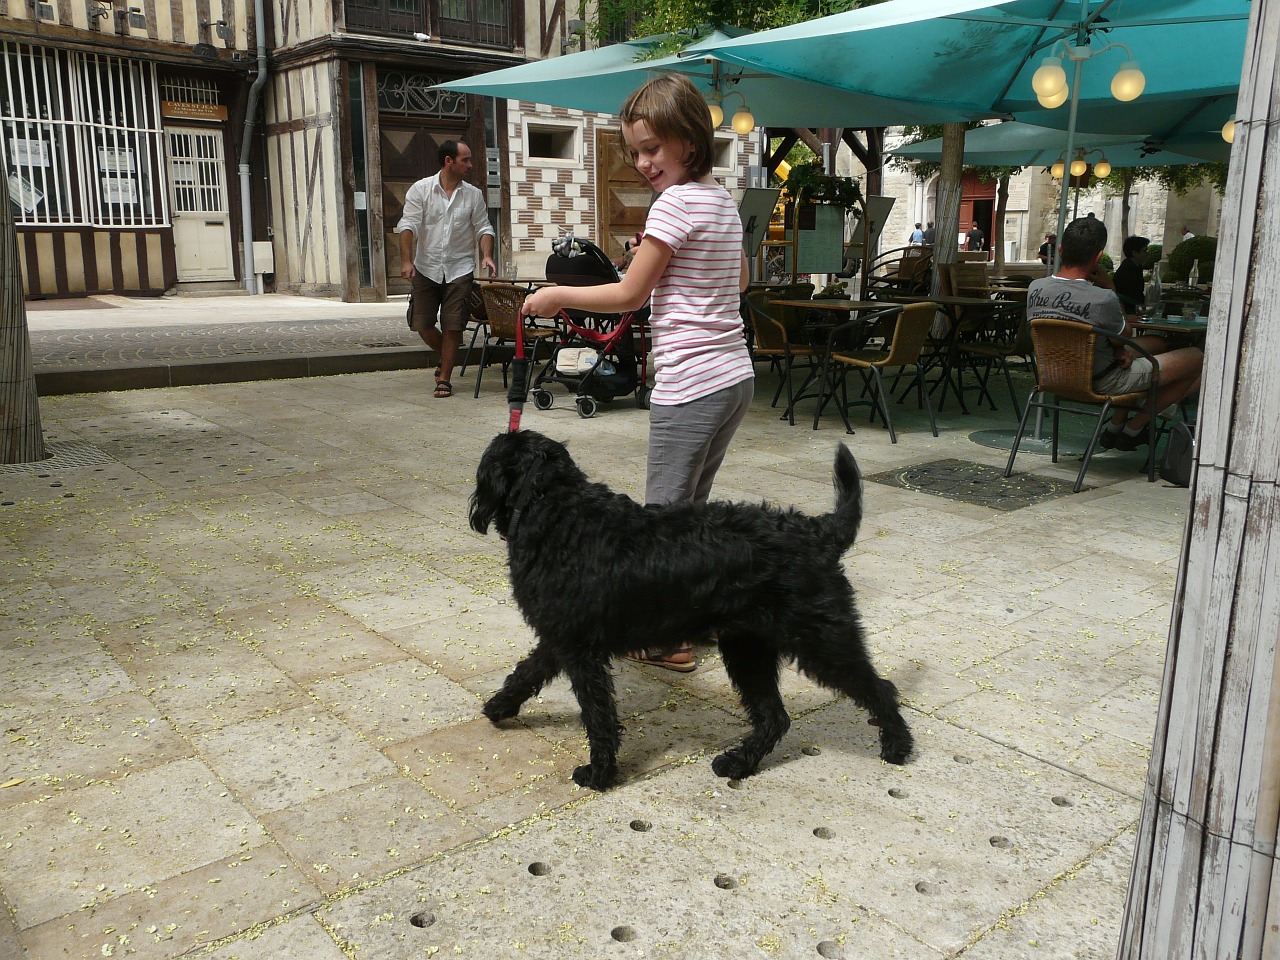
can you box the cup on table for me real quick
[1181,306,1197,322]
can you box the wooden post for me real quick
[1118,1,1280,956]
[0,161,45,465]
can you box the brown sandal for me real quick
[433,380,453,398]
[624,645,696,673]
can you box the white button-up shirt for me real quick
[395,173,495,283]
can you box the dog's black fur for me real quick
[469,429,913,790]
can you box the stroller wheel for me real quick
[634,385,651,410]
[576,396,598,419]
[533,389,554,410]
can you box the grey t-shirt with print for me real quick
[1026,276,1126,377]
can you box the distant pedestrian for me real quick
[1180,225,1196,242]
[908,222,925,245]
[921,221,935,244]
[965,221,985,252]
[1038,232,1057,265]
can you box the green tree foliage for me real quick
[593,0,881,50]
[1166,235,1218,283]
[1099,163,1229,197]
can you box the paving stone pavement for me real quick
[25,295,428,394]
[1,294,1188,959]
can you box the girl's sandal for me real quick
[624,645,696,673]
[433,380,453,398]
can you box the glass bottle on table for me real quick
[1188,259,1200,289]
[1144,267,1163,317]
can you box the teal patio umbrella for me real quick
[701,0,1246,249]
[891,121,1228,168]
[701,0,1246,138]
[434,27,999,128]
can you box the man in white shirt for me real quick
[397,140,496,398]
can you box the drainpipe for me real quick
[239,0,268,293]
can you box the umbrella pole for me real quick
[1036,52,1084,442]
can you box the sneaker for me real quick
[1113,426,1152,451]
[1098,429,1121,450]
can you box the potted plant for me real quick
[781,162,863,228]
[777,163,862,277]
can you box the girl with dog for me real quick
[521,74,754,672]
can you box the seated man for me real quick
[1113,235,1150,313]
[1026,217,1202,452]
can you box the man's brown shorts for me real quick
[410,272,473,334]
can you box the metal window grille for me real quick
[1,42,78,224]
[166,127,225,216]
[376,72,467,119]
[436,0,510,47]
[0,41,167,227]
[159,76,220,105]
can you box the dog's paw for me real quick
[572,764,615,791]
[483,697,521,724]
[711,751,758,781]
[879,731,914,765]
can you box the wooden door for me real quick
[594,129,652,261]
[380,122,451,296]
[166,125,235,281]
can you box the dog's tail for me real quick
[822,443,863,554]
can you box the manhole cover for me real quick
[0,439,117,475]
[866,458,1077,511]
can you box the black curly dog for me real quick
[469,430,913,791]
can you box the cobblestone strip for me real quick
[30,318,421,368]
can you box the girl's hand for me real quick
[522,288,560,318]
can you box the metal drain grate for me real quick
[0,439,118,475]
[866,458,1078,511]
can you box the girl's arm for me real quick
[522,237,672,318]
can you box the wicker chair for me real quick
[813,301,938,443]
[457,281,490,377]
[472,283,559,399]
[1004,317,1161,492]
[745,291,819,425]
[945,261,991,297]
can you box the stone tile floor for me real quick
[0,365,1187,959]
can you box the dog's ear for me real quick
[470,433,517,535]
[470,431,542,537]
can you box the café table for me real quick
[1131,315,1209,340]
[876,292,1004,413]
[768,298,899,422]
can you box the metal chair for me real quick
[864,246,934,297]
[744,291,819,425]
[472,283,559,399]
[1004,317,1161,492]
[813,301,938,443]
[952,296,1034,412]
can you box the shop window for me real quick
[1,41,166,227]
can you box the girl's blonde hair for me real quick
[619,74,714,179]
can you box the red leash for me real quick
[506,302,529,433]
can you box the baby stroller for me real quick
[530,234,650,419]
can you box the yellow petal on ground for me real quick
[0,778,25,788]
